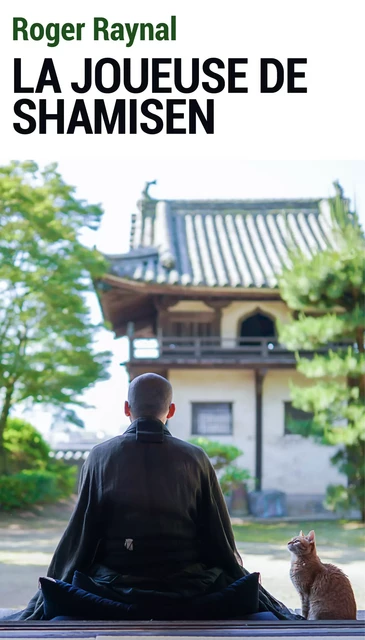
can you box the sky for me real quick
[2,157,365,438]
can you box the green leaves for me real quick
[278,198,365,314]
[278,314,349,349]
[189,437,244,471]
[0,161,112,460]
[219,465,251,496]
[278,187,365,519]
[297,350,365,379]
[3,417,52,472]
[188,437,251,495]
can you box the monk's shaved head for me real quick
[127,373,173,420]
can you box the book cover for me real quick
[0,0,364,621]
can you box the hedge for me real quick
[0,466,76,511]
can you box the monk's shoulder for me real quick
[87,433,210,473]
[87,435,124,461]
[167,435,211,467]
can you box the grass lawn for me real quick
[232,520,365,548]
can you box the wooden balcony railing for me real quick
[128,336,351,364]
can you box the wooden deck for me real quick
[1,617,364,639]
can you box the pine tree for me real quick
[278,183,365,520]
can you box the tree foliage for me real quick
[189,437,251,495]
[0,161,111,472]
[278,183,365,519]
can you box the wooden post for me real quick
[157,326,163,358]
[255,368,267,491]
[127,322,135,361]
[261,338,268,358]
[194,337,201,359]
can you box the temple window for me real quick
[191,402,233,436]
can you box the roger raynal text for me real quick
[13,16,177,48]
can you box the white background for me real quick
[0,0,364,158]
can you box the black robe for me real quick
[5,417,301,620]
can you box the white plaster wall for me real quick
[262,370,344,494]
[168,367,344,496]
[221,300,291,339]
[168,369,256,477]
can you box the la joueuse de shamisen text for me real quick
[13,57,307,135]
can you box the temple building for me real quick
[96,186,344,514]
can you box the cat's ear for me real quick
[299,530,304,537]
[307,530,315,543]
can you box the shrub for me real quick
[220,465,251,496]
[0,418,77,510]
[0,469,69,510]
[189,437,245,471]
[3,418,52,472]
[47,461,77,497]
[189,437,251,496]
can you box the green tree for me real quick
[0,161,111,473]
[277,183,365,520]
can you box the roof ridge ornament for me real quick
[155,200,176,271]
[142,179,157,200]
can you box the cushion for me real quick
[73,570,259,619]
[40,571,260,621]
[40,578,137,621]
[192,572,259,619]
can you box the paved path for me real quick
[0,506,364,612]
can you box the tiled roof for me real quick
[106,198,336,289]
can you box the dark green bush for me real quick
[0,418,77,510]
[0,470,55,510]
[3,418,53,472]
[47,461,77,497]
[0,466,77,510]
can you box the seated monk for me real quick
[8,373,301,621]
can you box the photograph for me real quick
[0,158,364,625]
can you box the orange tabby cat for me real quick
[288,530,357,620]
